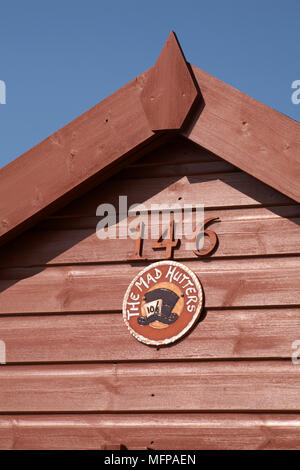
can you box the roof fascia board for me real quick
[0,69,160,245]
[0,31,198,246]
[183,65,300,203]
[0,31,299,247]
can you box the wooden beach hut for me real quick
[0,32,299,450]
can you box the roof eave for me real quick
[0,31,299,247]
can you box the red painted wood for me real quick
[0,33,299,252]
[117,159,236,179]
[0,257,299,314]
[0,308,298,363]
[1,414,300,450]
[55,171,293,217]
[0,215,298,267]
[0,69,160,245]
[184,65,300,203]
[0,36,299,451]
[0,361,299,412]
[140,32,199,131]
[37,204,300,230]
[129,136,221,166]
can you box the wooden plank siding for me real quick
[0,215,298,267]
[185,65,300,203]
[0,137,299,449]
[1,414,300,450]
[0,361,299,413]
[0,258,299,314]
[0,308,298,363]
[52,171,293,217]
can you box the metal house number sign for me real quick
[130,217,219,260]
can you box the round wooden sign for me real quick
[122,260,203,346]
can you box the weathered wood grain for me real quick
[115,132,237,178]
[0,67,158,245]
[0,308,298,363]
[129,136,221,166]
[36,204,300,230]
[0,361,299,412]
[0,34,299,452]
[140,32,199,131]
[55,171,293,217]
[0,215,298,267]
[1,413,300,450]
[117,159,237,179]
[185,65,300,202]
[0,258,299,314]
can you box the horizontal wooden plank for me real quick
[0,215,299,267]
[0,308,298,363]
[1,413,300,449]
[36,204,300,230]
[117,160,238,179]
[0,66,161,245]
[129,136,221,166]
[0,361,299,412]
[0,258,299,314]
[56,171,293,217]
[185,65,300,202]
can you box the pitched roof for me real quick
[0,31,299,246]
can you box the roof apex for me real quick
[0,32,299,247]
[140,31,200,131]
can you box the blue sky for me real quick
[0,0,299,168]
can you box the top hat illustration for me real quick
[138,288,179,326]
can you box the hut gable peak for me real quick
[0,31,299,247]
